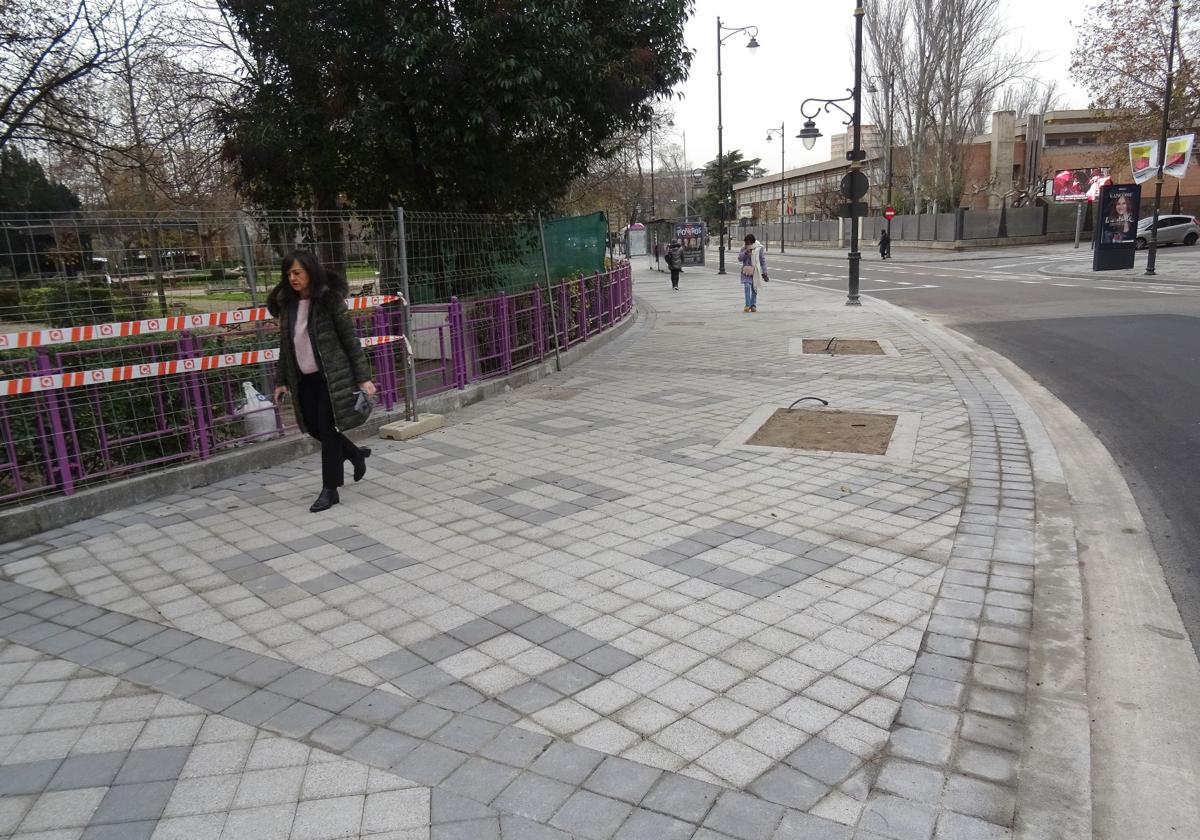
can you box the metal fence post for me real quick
[498,292,512,373]
[237,217,260,307]
[236,218,274,402]
[537,214,562,372]
[449,296,468,389]
[35,348,75,496]
[533,286,545,360]
[396,208,420,421]
[578,275,589,340]
[183,332,212,459]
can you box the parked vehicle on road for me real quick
[1135,214,1200,249]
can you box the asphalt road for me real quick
[751,243,1200,653]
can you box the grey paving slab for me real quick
[0,266,1071,840]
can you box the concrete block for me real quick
[378,414,445,440]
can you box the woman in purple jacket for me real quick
[738,234,768,312]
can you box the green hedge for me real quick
[0,281,151,327]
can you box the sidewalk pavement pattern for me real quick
[0,262,1056,840]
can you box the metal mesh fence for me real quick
[0,209,608,324]
[402,211,607,304]
[0,207,626,509]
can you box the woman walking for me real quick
[270,251,377,512]
[738,234,768,312]
[665,240,683,290]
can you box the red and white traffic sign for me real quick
[883,206,896,220]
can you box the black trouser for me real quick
[670,268,680,288]
[297,373,360,488]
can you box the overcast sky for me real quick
[664,0,1093,178]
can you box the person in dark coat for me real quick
[879,229,891,259]
[665,240,683,290]
[269,251,376,512]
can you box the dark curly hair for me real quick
[267,250,349,316]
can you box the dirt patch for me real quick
[747,409,897,455]
[802,338,885,355]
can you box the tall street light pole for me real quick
[650,128,656,221]
[716,17,760,275]
[766,123,786,253]
[796,2,867,306]
[682,131,689,218]
[1146,0,1181,277]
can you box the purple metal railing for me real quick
[0,263,632,506]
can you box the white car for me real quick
[1135,214,1200,249]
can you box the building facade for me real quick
[734,109,1200,222]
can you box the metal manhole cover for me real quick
[746,409,897,455]
[802,338,885,355]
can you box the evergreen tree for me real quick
[695,150,761,232]
[0,148,82,214]
[218,0,695,213]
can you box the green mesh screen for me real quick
[402,211,608,304]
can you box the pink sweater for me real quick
[293,299,319,374]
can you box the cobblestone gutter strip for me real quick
[0,580,854,840]
[849,308,1090,840]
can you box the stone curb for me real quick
[0,306,640,544]
[840,289,1092,840]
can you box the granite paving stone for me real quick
[0,263,1066,840]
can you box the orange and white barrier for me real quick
[0,335,404,396]
[0,294,400,350]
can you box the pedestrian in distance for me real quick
[269,250,377,513]
[879,229,891,259]
[738,234,768,312]
[666,240,683,290]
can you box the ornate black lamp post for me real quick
[796,3,867,306]
[716,17,759,274]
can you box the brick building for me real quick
[734,109,1200,221]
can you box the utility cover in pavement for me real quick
[801,338,885,356]
[747,409,898,455]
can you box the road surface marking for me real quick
[1017,280,1041,284]
[1052,283,1079,287]
[868,284,940,292]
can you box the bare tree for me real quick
[811,185,845,220]
[0,0,125,149]
[867,0,1039,211]
[1070,0,1199,153]
[559,110,682,227]
[995,77,1062,117]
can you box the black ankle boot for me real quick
[354,447,371,482]
[310,487,340,512]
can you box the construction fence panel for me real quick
[1,209,628,508]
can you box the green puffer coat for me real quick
[277,287,373,433]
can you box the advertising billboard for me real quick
[1130,134,1196,183]
[673,221,706,266]
[1092,183,1140,271]
[1053,168,1111,202]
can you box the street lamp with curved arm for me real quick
[794,2,866,306]
[715,18,759,274]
